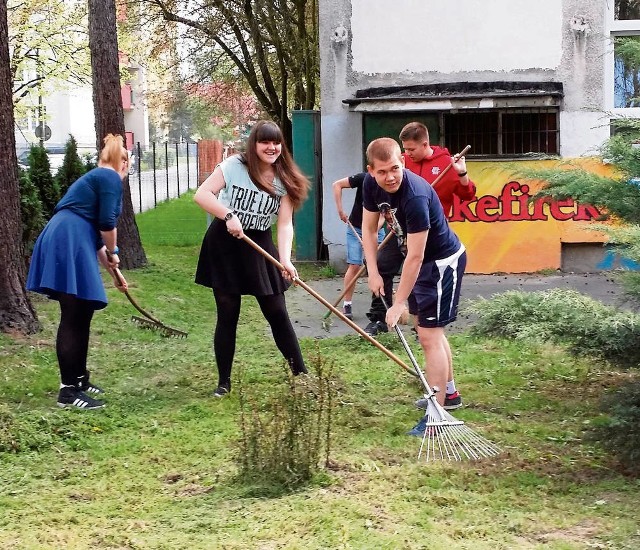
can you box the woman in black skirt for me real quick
[194,120,310,397]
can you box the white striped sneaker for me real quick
[77,372,105,395]
[57,387,105,410]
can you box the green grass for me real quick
[1,195,639,549]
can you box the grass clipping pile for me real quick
[235,351,337,489]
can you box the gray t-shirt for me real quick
[217,155,286,231]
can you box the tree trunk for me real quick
[88,0,147,269]
[0,1,40,334]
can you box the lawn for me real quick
[1,193,638,549]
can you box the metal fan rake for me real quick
[380,296,500,461]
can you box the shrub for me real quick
[18,168,45,259]
[54,134,86,197]
[468,289,640,368]
[27,145,60,220]
[236,351,336,489]
[591,381,640,475]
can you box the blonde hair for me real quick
[99,134,128,171]
[366,137,402,166]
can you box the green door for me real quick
[362,112,440,166]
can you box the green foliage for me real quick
[236,352,336,490]
[82,152,97,172]
[469,289,640,368]
[27,145,60,219]
[17,168,45,258]
[591,381,640,475]
[54,134,86,197]
[525,165,640,224]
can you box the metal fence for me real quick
[128,142,199,214]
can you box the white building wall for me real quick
[319,0,610,268]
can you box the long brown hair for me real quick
[99,134,127,171]
[241,120,310,210]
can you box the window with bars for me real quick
[443,109,559,158]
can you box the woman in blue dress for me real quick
[194,120,310,397]
[27,134,130,409]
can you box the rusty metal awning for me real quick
[343,81,563,111]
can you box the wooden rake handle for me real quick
[112,267,164,326]
[241,234,416,377]
[432,145,471,191]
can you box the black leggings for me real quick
[212,290,307,387]
[57,294,95,385]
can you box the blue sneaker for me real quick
[407,416,428,437]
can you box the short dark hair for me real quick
[399,122,429,143]
[366,137,401,166]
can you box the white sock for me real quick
[446,380,457,395]
[343,301,352,306]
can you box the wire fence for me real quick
[128,142,199,214]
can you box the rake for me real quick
[380,296,500,461]
[112,267,187,338]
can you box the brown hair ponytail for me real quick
[99,134,127,171]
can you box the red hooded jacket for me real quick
[402,146,476,216]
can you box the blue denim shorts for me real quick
[346,225,385,265]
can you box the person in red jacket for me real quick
[364,121,476,412]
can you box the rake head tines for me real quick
[131,316,188,338]
[417,398,500,461]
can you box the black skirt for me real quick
[195,219,291,296]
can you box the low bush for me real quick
[591,381,640,475]
[235,351,336,490]
[468,288,640,368]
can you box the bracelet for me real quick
[107,246,119,255]
[458,171,468,177]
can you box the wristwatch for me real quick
[108,246,120,255]
[223,211,235,221]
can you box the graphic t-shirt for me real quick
[362,169,460,262]
[217,155,286,231]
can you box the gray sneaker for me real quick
[343,303,353,320]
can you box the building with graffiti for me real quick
[316,0,640,273]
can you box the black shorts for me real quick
[408,245,466,328]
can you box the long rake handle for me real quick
[322,230,395,321]
[241,235,417,377]
[432,145,471,192]
[112,267,164,326]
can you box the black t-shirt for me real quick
[363,169,460,262]
[347,172,366,229]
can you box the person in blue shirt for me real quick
[27,134,130,410]
[361,138,467,434]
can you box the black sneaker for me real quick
[57,386,105,410]
[364,320,388,337]
[343,303,353,320]
[444,391,463,411]
[213,384,230,398]
[77,372,104,395]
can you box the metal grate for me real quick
[444,109,559,158]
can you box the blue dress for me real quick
[27,167,123,310]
